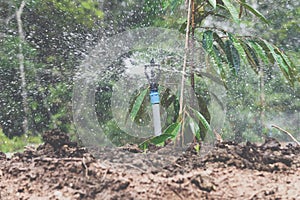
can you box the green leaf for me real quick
[188,117,200,140]
[213,32,226,51]
[248,41,269,65]
[249,39,298,83]
[179,20,187,34]
[189,107,211,132]
[208,0,217,9]
[214,13,231,20]
[263,41,289,74]
[162,0,183,11]
[212,32,232,78]
[255,40,275,64]
[228,34,248,66]
[222,0,240,23]
[258,39,298,85]
[279,51,293,68]
[241,2,269,24]
[203,31,227,79]
[147,133,173,146]
[138,122,181,149]
[138,133,171,149]
[81,2,91,10]
[202,30,214,53]
[224,40,240,74]
[279,53,299,83]
[129,88,148,121]
[240,40,260,73]
[160,88,176,108]
[163,122,182,136]
[212,45,227,80]
[170,0,182,11]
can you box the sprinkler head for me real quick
[144,58,161,89]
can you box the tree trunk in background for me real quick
[190,0,195,91]
[259,66,265,136]
[16,1,29,134]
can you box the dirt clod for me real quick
[0,152,6,160]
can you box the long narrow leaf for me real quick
[160,88,176,108]
[163,122,182,136]
[138,133,173,149]
[279,52,299,83]
[260,39,298,85]
[208,0,217,9]
[279,51,293,68]
[240,40,260,73]
[263,40,289,75]
[228,34,248,66]
[248,40,269,65]
[129,88,148,121]
[274,48,297,84]
[212,44,227,80]
[189,107,211,131]
[202,30,214,53]
[213,32,226,51]
[203,30,227,79]
[222,0,239,23]
[212,32,229,64]
[138,122,181,149]
[231,44,240,74]
[224,40,240,74]
[188,116,200,140]
[241,2,269,24]
[256,40,297,86]
[255,40,275,64]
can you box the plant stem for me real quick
[271,124,300,146]
[179,0,192,117]
[259,66,265,136]
[177,0,192,146]
[190,0,195,91]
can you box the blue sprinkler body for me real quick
[150,89,160,105]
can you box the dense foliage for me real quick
[0,0,299,150]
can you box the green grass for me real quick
[0,129,42,153]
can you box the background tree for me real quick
[128,0,299,144]
[0,0,104,137]
[0,0,298,147]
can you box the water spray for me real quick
[145,59,162,136]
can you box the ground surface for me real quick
[1,129,300,200]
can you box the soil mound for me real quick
[203,138,300,171]
[38,129,87,158]
[1,131,300,199]
[170,138,300,173]
[11,129,87,161]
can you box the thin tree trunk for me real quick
[259,66,265,136]
[179,0,192,117]
[190,0,195,91]
[177,0,192,146]
[16,1,29,134]
[189,0,196,143]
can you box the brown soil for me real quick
[1,129,300,200]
